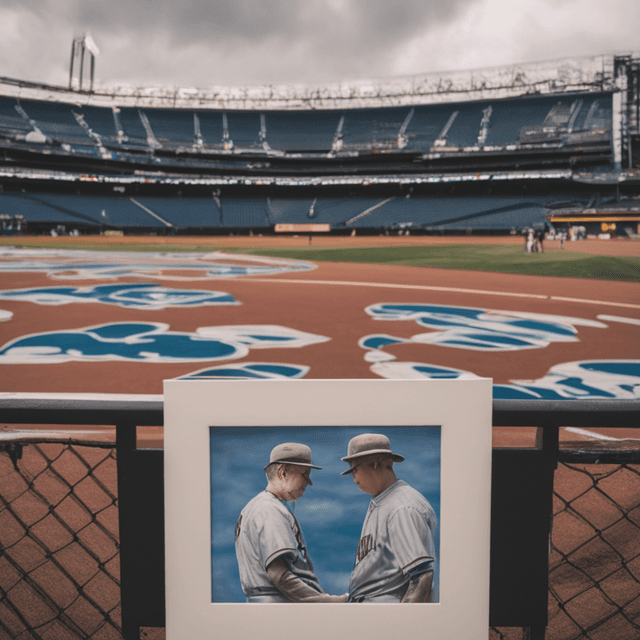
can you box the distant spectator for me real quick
[525,229,534,253]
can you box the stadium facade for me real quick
[0,53,639,236]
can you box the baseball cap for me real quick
[341,433,404,475]
[265,442,322,471]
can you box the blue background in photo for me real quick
[210,425,441,602]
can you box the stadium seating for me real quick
[402,106,457,150]
[0,54,630,237]
[265,112,337,152]
[350,195,556,230]
[134,197,221,227]
[0,189,576,232]
[0,92,613,163]
[219,198,271,227]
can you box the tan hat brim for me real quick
[340,451,404,475]
[340,450,405,463]
[264,460,322,471]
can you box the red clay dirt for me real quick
[0,236,638,449]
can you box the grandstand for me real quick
[0,53,638,236]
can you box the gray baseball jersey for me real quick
[348,480,438,602]
[235,490,323,602]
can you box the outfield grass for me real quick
[1,238,638,281]
[227,245,640,282]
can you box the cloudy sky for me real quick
[1,0,638,89]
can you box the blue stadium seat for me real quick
[484,98,558,146]
[352,196,555,230]
[135,197,221,227]
[141,109,200,149]
[194,111,226,150]
[403,105,458,151]
[115,108,153,149]
[268,199,316,223]
[32,194,167,227]
[75,105,121,147]
[220,198,271,227]
[342,107,406,151]
[0,193,87,224]
[15,99,96,146]
[442,104,484,148]
[0,97,33,140]
[225,113,262,151]
[264,112,337,152]
[313,198,386,225]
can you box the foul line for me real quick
[239,278,640,311]
[564,427,640,442]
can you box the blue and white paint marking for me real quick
[179,362,309,380]
[494,360,640,400]
[0,323,329,364]
[0,283,239,310]
[0,248,315,280]
[0,310,11,322]
[362,303,606,356]
[370,360,640,400]
[362,303,640,399]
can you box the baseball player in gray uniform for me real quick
[235,442,347,603]
[341,433,438,603]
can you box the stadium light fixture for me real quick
[69,34,100,93]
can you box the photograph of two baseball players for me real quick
[234,433,438,604]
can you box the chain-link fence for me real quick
[0,432,121,640]
[1,432,639,640]
[547,459,640,640]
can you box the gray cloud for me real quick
[1,0,473,85]
[0,0,638,88]
[73,0,468,48]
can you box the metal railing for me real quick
[0,395,639,640]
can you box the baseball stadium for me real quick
[0,47,639,640]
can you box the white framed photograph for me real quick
[164,378,492,640]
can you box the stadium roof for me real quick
[0,53,637,111]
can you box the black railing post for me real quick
[115,421,139,640]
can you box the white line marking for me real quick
[564,427,640,442]
[564,427,619,441]
[597,314,640,326]
[238,278,640,310]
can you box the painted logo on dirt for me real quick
[362,303,640,399]
[0,248,315,280]
[178,363,309,380]
[370,360,640,400]
[0,323,329,364]
[0,283,240,310]
[362,303,606,356]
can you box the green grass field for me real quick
[227,245,640,282]
[2,239,639,281]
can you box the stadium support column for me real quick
[68,40,77,89]
[612,57,629,171]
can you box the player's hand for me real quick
[326,594,348,603]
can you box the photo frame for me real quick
[164,378,492,640]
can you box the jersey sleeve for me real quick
[388,506,436,575]
[251,505,298,569]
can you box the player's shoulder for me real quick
[391,481,435,512]
[242,491,290,520]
